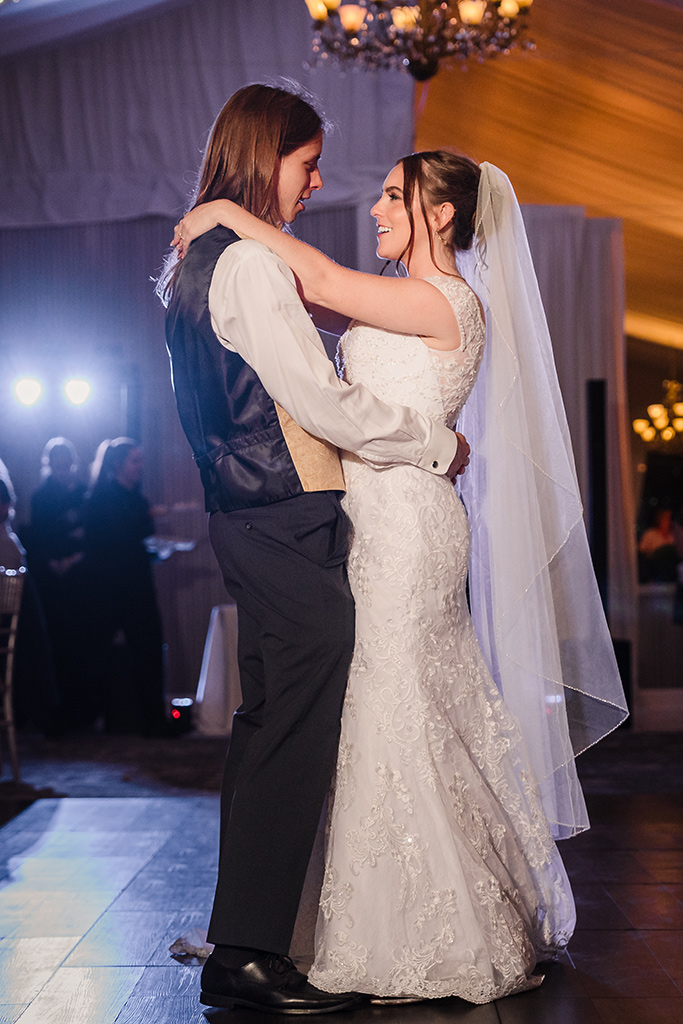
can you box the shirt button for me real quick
[245,522,252,530]
[432,461,439,469]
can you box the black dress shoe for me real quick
[200,952,365,1014]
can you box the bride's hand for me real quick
[171,200,237,258]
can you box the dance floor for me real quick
[0,731,681,1024]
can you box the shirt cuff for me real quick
[418,423,459,475]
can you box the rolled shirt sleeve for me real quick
[208,240,458,475]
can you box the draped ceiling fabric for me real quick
[414,0,683,349]
[0,0,415,226]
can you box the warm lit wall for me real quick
[414,0,683,344]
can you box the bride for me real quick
[173,150,627,1003]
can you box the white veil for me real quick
[457,163,629,840]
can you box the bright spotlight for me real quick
[64,378,92,405]
[14,377,43,406]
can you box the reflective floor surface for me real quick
[0,729,681,1023]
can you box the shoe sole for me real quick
[200,991,363,1014]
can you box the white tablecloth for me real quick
[194,604,241,736]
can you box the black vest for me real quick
[165,227,305,513]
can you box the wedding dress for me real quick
[306,276,576,1003]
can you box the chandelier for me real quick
[633,380,683,449]
[304,0,535,81]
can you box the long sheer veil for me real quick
[457,163,629,840]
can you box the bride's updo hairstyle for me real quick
[397,150,480,271]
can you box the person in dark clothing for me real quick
[27,438,89,729]
[30,438,87,579]
[0,476,24,573]
[84,437,168,735]
[673,505,683,626]
[1,460,59,733]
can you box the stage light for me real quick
[64,378,92,405]
[14,378,43,406]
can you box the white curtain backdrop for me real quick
[0,0,414,228]
[523,206,637,649]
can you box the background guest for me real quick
[0,473,24,573]
[84,438,168,736]
[672,505,683,626]
[29,438,87,580]
[26,438,90,730]
[638,507,678,583]
[0,459,59,733]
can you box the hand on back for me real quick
[447,433,470,480]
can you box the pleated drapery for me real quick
[0,0,414,228]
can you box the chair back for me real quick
[0,568,25,618]
[0,568,25,659]
[0,566,25,782]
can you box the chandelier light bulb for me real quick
[661,427,676,442]
[517,0,534,7]
[673,418,683,432]
[632,419,650,435]
[392,5,420,31]
[305,0,329,19]
[458,0,487,25]
[673,402,683,417]
[653,415,669,430]
[647,403,666,420]
[499,0,520,16]
[641,426,657,442]
[338,4,366,32]
[323,0,341,9]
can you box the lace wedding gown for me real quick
[306,277,576,1003]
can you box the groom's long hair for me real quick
[197,84,324,226]
[158,82,326,302]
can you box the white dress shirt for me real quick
[208,239,458,475]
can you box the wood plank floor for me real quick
[0,782,682,1021]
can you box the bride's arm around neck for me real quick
[175,200,462,351]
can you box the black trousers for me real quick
[206,492,355,953]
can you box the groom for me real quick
[165,83,469,1014]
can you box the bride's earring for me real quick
[437,213,454,248]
